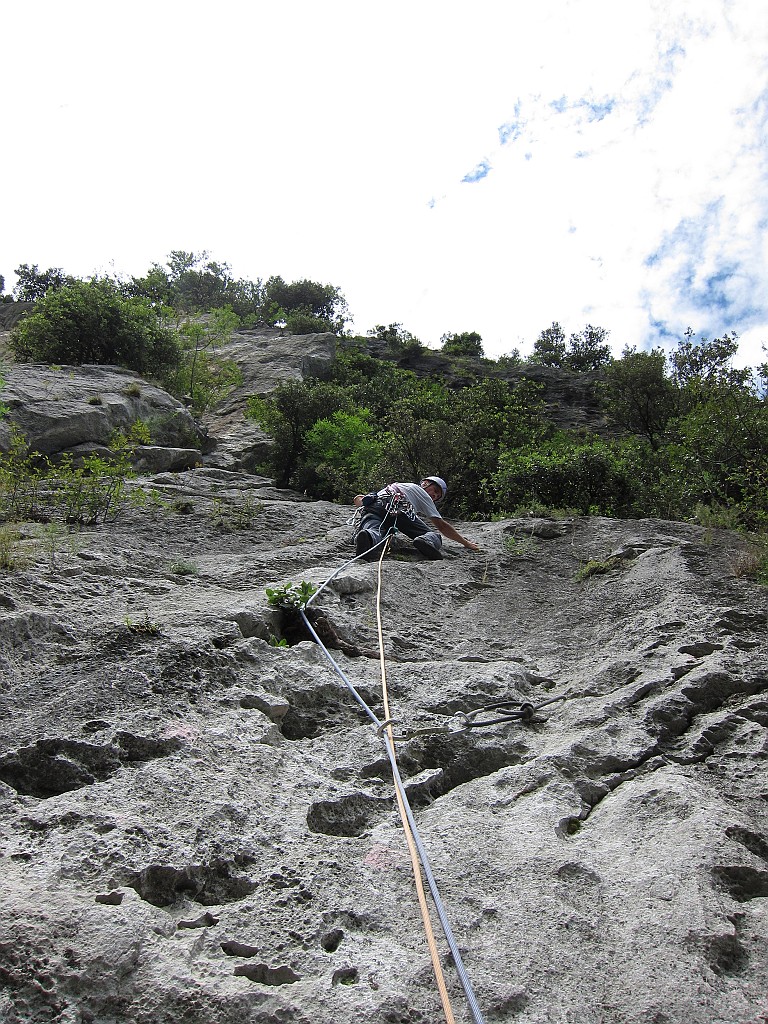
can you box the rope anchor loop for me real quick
[453,698,549,732]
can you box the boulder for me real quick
[0,363,208,457]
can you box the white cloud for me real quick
[2,0,767,368]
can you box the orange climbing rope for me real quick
[373,539,457,1024]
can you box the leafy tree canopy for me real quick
[566,324,613,372]
[669,329,749,391]
[13,264,76,302]
[440,331,484,358]
[366,323,422,353]
[531,322,612,371]
[531,322,567,366]
[263,276,349,335]
[602,347,676,450]
[125,251,263,320]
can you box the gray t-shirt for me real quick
[377,482,442,521]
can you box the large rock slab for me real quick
[0,363,208,457]
[202,329,336,471]
[0,471,766,1023]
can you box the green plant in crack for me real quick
[0,367,10,420]
[575,556,624,581]
[732,533,768,587]
[502,531,537,557]
[125,419,152,445]
[35,521,79,571]
[0,525,26,570]
[54,451,130,525]
[124,611,161,636]
[209,494,262,530]
[0,428,46,522]
[129,486,171,516]
[265,581,317,610]
[168,559,199,576]
[0,427,136,526]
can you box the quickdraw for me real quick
[393,693,569,742]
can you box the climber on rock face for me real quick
[353,476,480,562]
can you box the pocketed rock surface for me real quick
[0,468,766,1024]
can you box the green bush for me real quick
[284,311,336,335]
[265,581,317,610]
[487,434,634,516]
[301,409,386,500]
[0,427,135,526]
[0,369,8,420]
[9,278,181,380]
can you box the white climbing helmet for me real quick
[422,476,448,499]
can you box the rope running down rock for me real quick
[300,525,486,1024]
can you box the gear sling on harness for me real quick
[356,487,442,557]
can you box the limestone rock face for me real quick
[0,302,34,331]
[0,335,766,1022]
[202,329,337,471]
[0,468,766,1023]
[0,363,207,457]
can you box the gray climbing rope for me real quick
[300,546,487,1024]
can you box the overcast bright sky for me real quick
[2,0,767,367]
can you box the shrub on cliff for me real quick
[9,279,181,380]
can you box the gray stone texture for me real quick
[0,363,207,458]
[0,333,766,1023]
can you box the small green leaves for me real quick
[265,581,317,610]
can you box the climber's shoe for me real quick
[355,530,378,561]
[414,537,443,560]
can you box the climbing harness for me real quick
[352,488,421,541]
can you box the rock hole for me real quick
[557,816,583,838]
[398,735,528,800]
[221,940,260,957]
[0,749,98,798]
[177,912,219,929]
[0,733,181,799]
[678,642,722,657]
[280,711,323,741]
[276,608,361,656]
[706,933,748,975]
[321,928,344,952]
[332,966,359,986]
[278,684,379,741]
[725,826,768,862]
[94,891,124,906]
[113,731,182,761]
[555,862,602,885]
[307,793,391,838]
[233,963,300,986]
[126,860,257,907]
[712,865,768,902]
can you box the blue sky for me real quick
[2,0,766,369]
